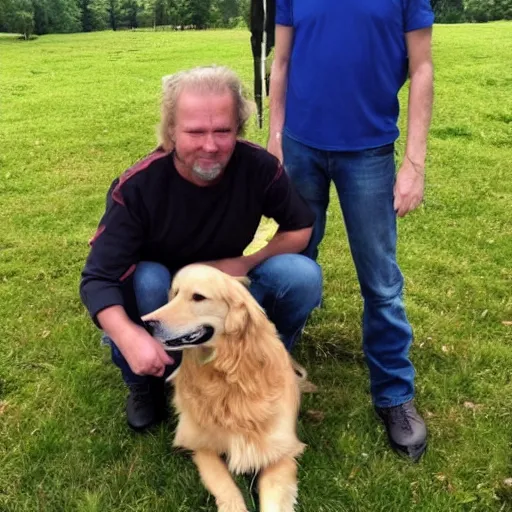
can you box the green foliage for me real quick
[432,0,465,22]
[0,0,250,35]
[464,0,512,21]
[433,0,512,22]
[3,0,34,38]
[34,0,81,33]
[182,0,211,27]
[121,0,140,27]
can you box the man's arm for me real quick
[97,306,173,377]
[247,227,311,267]
[80,184,173,376]
[267,25,294,163]
[394,27,434,218]
[205,227,312,277]
[205,152,314,277]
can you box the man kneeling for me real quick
[79,65,322,431]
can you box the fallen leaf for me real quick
[463,401,483,411]
[299,380,318,393]
[305,409,325,423]
[348,467,360,480]
[503,478,512,487]
[41,330,50,338]
[0,401,7,415]
[502,321,512,326]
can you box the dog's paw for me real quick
[217,501,248,512]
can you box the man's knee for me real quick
[133,262,171,314]
[361,267,404,305]
[272,254,323,306]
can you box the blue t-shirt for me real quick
[276,0,434,151]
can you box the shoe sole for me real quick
[388,437,427,463]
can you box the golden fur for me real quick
[142,264,306,512]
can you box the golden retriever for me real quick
[141,263,306,512]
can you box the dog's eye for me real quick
[192,293,207,302]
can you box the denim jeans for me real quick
[283,133,415,408]
[108,254,322,385]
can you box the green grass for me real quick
[1,23,512,511]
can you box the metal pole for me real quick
[260,0,267,127]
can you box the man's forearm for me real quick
[244,227,312,269]
[269,24,293,139]
[97,305,139,350]
[405,63,434,167]
[269,60,287,138]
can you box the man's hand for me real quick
[267,134,283,164]
[204,256,253,277]
[393,156,425,218]
[120,324,174,377]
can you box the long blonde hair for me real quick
[158,66,255,152]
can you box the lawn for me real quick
[0,22,511,511]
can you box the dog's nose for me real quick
[143,320,159,335]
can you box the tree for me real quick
[30,0,80,34]
[1,0,35,38]
[217,0,239,26]
[432,0,464,22]
[80,0,108,31]
[107,0,119,29]
[32,0,49,34]
[239,0,249,27]
[121,0,139,28]
[184,0,212,28]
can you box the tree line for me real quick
[433,0,512,22]
[0,0,250,38]
[1,0,510,40]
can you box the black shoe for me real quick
[126,382,159,431]
[375,400,427,462]
[148,376,171,422]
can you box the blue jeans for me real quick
[109,254,322,385]
[283,133,415,408]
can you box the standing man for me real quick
[268,2,434,461]
[80,66,322,432]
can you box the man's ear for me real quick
[233,276,251,288]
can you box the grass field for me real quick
[1,22,512,511]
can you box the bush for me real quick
[464,0,512,21]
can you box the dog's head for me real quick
[141,264,262,352]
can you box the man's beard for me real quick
[192,162,223,182]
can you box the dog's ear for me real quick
[215,277,284,382]
[225,304,250,337]
[224,295,250,337]
[222,278,258,337]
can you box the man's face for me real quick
[172,89,238,186]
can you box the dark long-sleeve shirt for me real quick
[80,140,314,325]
